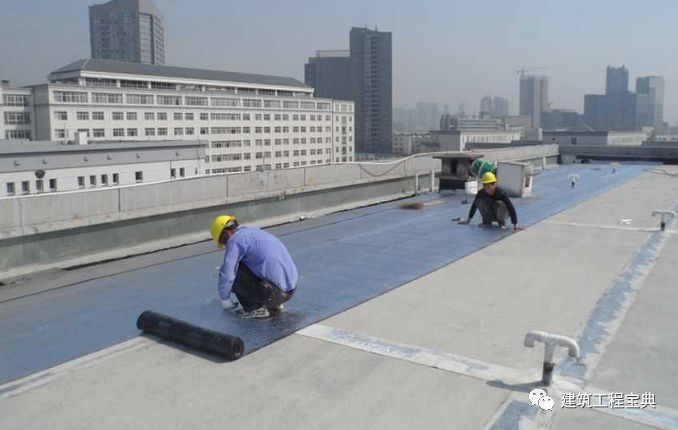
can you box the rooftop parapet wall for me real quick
[0,146,559,278]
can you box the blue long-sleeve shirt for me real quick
[218,226,298,300]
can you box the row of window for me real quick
[6,179,58,196]
[55,127,353,141]
[54,110,350,123]
[208,159,332,174]
[3,94,30,106]
[52,91,337,111]
[5,130,32,139]
[4,168,194,196]
[79,77,314,100]
[210,148,340,162]
[4,112,31,124]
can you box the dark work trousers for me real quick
[232,263,294,312]
[476,199,509,225]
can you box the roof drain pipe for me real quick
[651,209,676,231]
[524,331,580,386]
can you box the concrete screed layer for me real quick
[0,164,677,430]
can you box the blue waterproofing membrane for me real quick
[0,163,652,385]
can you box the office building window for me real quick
[92,92,122,104]
[113,128,124,137]
[186,96,208,106]
[78,176,85,188]
[135,171,143,183]
[92,129,105,138]
[179,168,185,177]
[158,128,167,136]
[145,128,155,136]
[145,112,155,121]
[54,111,68,120]
[89,175,96,187]
[21,181,30,195]
[54,91,88,103]
[112,112,124,120]
[170,168,176,179]
[3,94,29,106]
[6,182,16,196]
[174,112,183,121]
[126,112,137,121]
[92,112,105,120]
[157,112,168,120]
[49,179,57,192]
[127,128,138,136]
[101,174,108,186]
[4,112,31,124]
[112,173,119,185]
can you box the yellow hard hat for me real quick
[210,215,237,248]
[480,172,497,184]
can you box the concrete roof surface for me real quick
[1,163,677,430]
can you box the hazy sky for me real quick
[1,0,676,122]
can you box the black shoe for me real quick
[267,304,284,315]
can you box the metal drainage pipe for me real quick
[524,330,580,386]
[651,209,676,231]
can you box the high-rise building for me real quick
[479,97,493,117]
[416,102,439,131]
[636,76,664,127]
[606,66,628,94]
[306,27,392,153]
[541,109,580,130]
[304,51,352,100]
[493,97,509,118]
[519,75,548,128]
[480,96,509,118]
[89,0,165,65]
[350,27,392,154]
[584,94,608,131]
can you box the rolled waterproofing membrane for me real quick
[136,310,244,360]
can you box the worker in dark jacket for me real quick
[458,172,523,231]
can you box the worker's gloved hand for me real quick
[220,293,241,311]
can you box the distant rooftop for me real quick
[49,59,310,89]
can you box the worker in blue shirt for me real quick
[210,215,298,319]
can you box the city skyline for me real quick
[1,0,676,122]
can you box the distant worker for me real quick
[458,172,523,231]
[210,215,298,319]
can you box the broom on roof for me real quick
[399,200,445,210]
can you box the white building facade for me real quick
[0,82,34,140]
[543,130,645,146]
[429,130,522,151]
[19,59,354,175]
[0,139,205,197]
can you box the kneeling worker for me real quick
[211,215,298,319]
[458,172,523,232]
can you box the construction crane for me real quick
[517,67,548,78]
